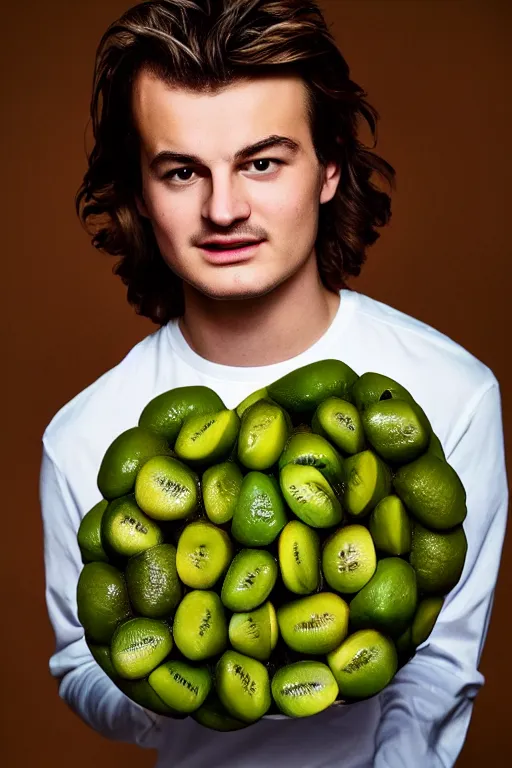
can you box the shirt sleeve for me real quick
[373,377,509,767]
[39,440,173,750]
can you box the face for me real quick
[131,70,341,301]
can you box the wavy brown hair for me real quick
[76,0,396,325]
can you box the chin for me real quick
[190,280,276,302]
[183,268,290,302]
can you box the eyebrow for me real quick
[149,134,301,172]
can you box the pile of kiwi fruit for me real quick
[76,360,467,730]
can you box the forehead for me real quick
[131,70,311,159]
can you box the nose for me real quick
[201,169,251,226]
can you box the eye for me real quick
[162,158,283,183]
[163,167,196,182]
[245,158,283,173]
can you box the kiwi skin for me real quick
[271,660,339,717]
[176,520,233,589]
[228,601,278,662]
[221,549,278,612]
[172,590,228,661]
[276,592,349,655]
[215,650,272,723]
[278,520,321,595]
[192,692,249,731]
[148,659,212,714]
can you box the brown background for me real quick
[2,0,510,765]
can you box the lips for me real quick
[200,240,262,265]
[201,240,262,250]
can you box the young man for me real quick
[40,1,508,766]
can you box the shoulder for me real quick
[347,289,497,390]
[42,325,168,465]
[343,290,499,447]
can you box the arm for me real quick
[39,441,172,749]
[373,377,509,767]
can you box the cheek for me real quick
[268,189,319,235]
[256,180,316,224]
[143,182,167,218]
[144,188,185,238]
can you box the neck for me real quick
[177,262,342,367]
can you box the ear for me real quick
[135,194,150,218]
[319,160,341,205]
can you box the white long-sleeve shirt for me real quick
[40,288,508,768]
